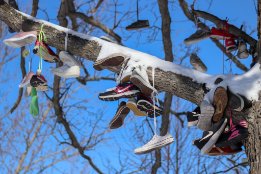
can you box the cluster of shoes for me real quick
[93,53,174,154]
[3,30,81,92]
[184,21,250,59]
[186,85,250,156]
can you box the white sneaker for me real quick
[237,40,249,59]
[19,71,35,88]
[52,65,80,78]
[59,51,81,67]
[4,31,37,48]
[134,133,174,154]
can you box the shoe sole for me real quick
[93,54,125,71]
[126,101,147,116]
[201,118,227,154]
[137,100,162,117]
[212,87,228,123]
[99,90,140,101]
[130,74,156,96]
[135,136,174,154]
[188,120,198,127]
[4,35,36,48]
[109,106,130,129]
[184,35,209,46]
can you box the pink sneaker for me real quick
[33,40,60,63]
[225,37,237,53]
[19,71,35,88]
[4,31,37,48]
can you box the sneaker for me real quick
[116,58,133,84]
[227,89,245,112]
[130,65,157,96]
[210,27,234,40]
[109,101,130,129]
[197,100,214,131]
[216,117,248,148]
[59,51,80,67]
[190,53,207,72]
[93,53,126,71]
[184,30,210,46]
[126,20,149,30]
[99,82,140,101]
[193,118,227,154]
[134,133,174,154]
[212,87,228,123]
[187,107,200,127]
[237,39,249,59]
[30,74,48,91]
[33,40,59,63]
[136,94,162,117]
[126,98,147,116]
[4,31,37,48]
[51,65,80,78]
[19,71,35,88]
[207,145,242,156]
[225,37,237,53]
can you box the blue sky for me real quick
[0,0,256,173]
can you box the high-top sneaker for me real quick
[210,27,234,40]
[4,31,37,48]
[225,37,237,53]
[216,116,248,148]
[190,53,207,72]
[237,39,249,59]
[187,106,200,127]
[212,87,228,123]
[33,40,59,63]
[134,133,174,154]
[93,53,126,72]
[109,101,130,129]
[227,88,252,112]
[126,98,147,116]
[184,29,210,46]
[99,82,140,101]
[136,94,162,117]
[193,118,227,154]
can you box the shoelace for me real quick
[37,24,47,73]
[151,67,159,135]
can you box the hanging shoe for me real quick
[190,53,207,72]
[126,98,147,116]
[30,74,48,91]
[184,30,210,46]
[93,53,126,72]
[212,87,228,123]
[136,94,162,117]
[19,71,35,88]
[216,117,248,148]
[193,118,227,154]
[51,65,80,78]
[109,101,130,129]
[59,51,81,67]
[210,27,234,40]
[187,106,200,127]
[225,37,237,53]
[33,40,59,63]
[126,20,150,30]
[134,133,174,154]
[116,58,134,84]
[4,31,37,48]
[130,65,157,96]
[237,39,249,59]
[99,82,140,101]
[197,100,215,131]
[207,144,242,156]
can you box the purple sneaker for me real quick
[19,71,35,88]
[99,82,140,101]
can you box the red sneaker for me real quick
[210,27,234,40]
[225,37,237,53]
[207,145,242,156]
[33,40,59,63]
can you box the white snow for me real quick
[17,10,261,102]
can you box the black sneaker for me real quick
[187,107,200,127]
[193,118,227,154]
[216,117,248,148]
[30,74,48,91]
[227,88,252,112]
[126,20,149,30]
[109,101,130,129]
[99,82,140,101]
[136,94,162,118]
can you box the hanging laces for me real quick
[37,24,47,73]
[65,30,68,52]
[151,67,158,135]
